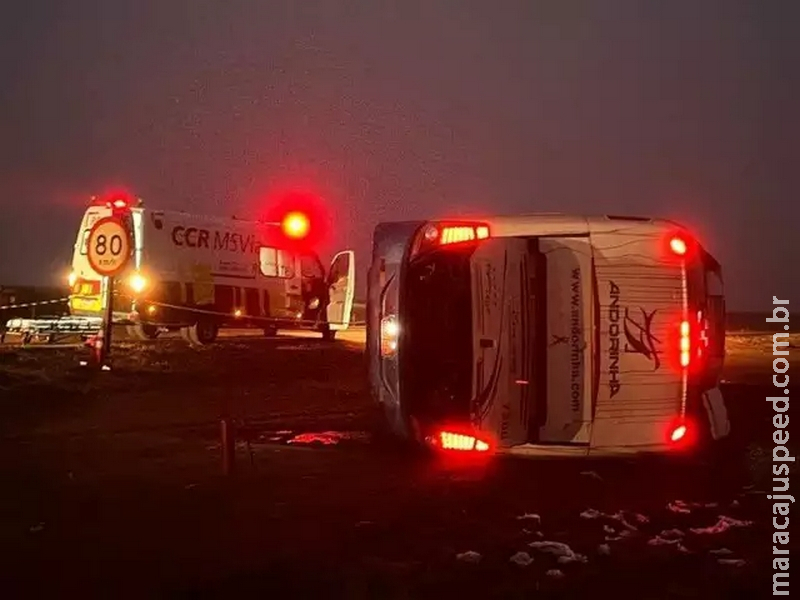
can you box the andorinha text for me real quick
[768,295,790,596]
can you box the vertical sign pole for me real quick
[85,213,131,370]
[100,275,114,367]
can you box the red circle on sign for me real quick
[86,217,132,277]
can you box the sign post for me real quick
[85,217,132,368]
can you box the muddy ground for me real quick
[0,328,794,598]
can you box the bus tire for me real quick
[184,319,218,346]
[127,324,160,340]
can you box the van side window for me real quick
[259,247,295,278]
[79,229,91,255]
[300,254,324,280]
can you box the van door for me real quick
[470,237,532,449]
[327,250,355,330]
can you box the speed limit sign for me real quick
[86,217,132,277]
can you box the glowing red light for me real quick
[680,320,691,367]
[670,236,687,256]
[112,198,128,209]
[437,431,491,452]
[670,424,687,442]
[282,211,310,239]
[440,226,476,245]
[436,224,491,246]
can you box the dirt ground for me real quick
[0,327,794,598]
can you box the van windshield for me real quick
[402,248,474,423]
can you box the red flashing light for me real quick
[90,190,136,211]
[282,211,310,239]
[263,188,329,247]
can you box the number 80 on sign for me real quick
[87,217,132,277]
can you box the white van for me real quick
[367,214,728,457]
[68,196,355,343]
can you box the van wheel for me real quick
[127,324,160,340]
[183,320,218,345]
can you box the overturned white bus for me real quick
[367,214,728,457]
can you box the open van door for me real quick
[327,250,355,331]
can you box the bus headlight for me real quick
[380,315,400,356]
[129,273,148,294]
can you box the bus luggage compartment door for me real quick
[538,236,594,445]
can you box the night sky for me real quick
[0,0,794,310]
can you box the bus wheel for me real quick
[184,319,218,345]
[127,324,160,340]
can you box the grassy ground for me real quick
[0,327,793,598]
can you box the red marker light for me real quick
[438,224,491,246]
[670,236,687,256]
[112,198,128,209]
[282,211,310,239]
[436,430,491,452]
[680,320,691,367]
[670,424,687,442]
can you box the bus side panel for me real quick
[538,236,594,445]
[589,229,684,450]
[470,238,530,448]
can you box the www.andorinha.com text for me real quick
[768,296,790,595]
